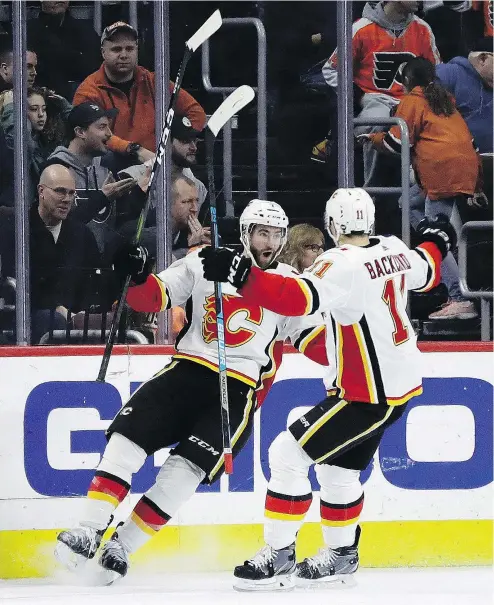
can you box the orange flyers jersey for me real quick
[322,16,440,99]
[473,0,493,36]
[149,250,327,390]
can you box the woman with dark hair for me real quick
[0,86,71,198]
[359,56,483,320]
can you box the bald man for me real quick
[28,165,101,342]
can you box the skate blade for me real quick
[233,574,295,592]
[54,541,90,573]
[92,566,124,587]
[295,573,357,589]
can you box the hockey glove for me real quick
[199,246,252,289]
[416,214,456,260]
[113,243,152,285]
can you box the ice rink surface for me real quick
[0,568,492,605]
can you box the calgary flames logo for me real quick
[202,294,263,348]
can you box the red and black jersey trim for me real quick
[293,327,314,350]
[300,278,320,315]
[415,247,433,283]
[359,317,387,404]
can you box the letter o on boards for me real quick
[379,378,493,490]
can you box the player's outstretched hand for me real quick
[416,214,456,260]
[199,246,252,289]
[113,243,152,285]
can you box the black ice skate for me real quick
[55,525,105,571]
[97,533,130,585]
[295,525,361,587]
[233,543,296,591]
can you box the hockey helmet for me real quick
[324,188,375,246]
[239,199,289,266]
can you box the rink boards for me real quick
[0,343,492,578]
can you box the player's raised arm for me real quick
[113,243,195,312]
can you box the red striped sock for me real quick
[265,489,313,521]
[320,493,364,527]
[131,495,171,536]
[87,471,130,509]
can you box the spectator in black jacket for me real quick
[0,164,102,343]
[0,44,37,92]
[28,1,101,100]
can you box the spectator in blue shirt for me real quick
[436,37,493,153]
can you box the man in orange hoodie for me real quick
[73,22,206,166]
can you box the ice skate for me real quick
[55,525,104,572]
[295,525,360,587]
[233,543,296,591]
[97,533,130,585]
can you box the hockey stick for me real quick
[97,9,222,382]
[205,85,256,474]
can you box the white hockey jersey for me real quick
[127,250,327,393]
[239,235,442,406]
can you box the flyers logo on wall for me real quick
[202,294,263,347]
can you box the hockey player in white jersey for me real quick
[200,188,455,590]
[55,200,328,583]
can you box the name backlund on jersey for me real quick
[201,294,264,348]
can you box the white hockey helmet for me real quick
[324,187,375,246]
[239,199,289,266]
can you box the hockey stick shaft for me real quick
[206,129,232,474]
[97,11,222,382]
[205,86,255,475]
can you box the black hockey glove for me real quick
[416,214,456,260]
[113,243,152,285]
[199,246,252,289]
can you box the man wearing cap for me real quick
[172,115,207,211]
[47,101,138,256]
[73,21,206,166]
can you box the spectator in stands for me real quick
[73,21,206,167]
[360,57,482,320]
[317,1,440,185]
[0,86,71,199]
[278,223,325,272]
[0,45,37,92]
[0,164,101,343]
[47,102,139,256]
[169,173,211,260]
[117,114,208,216]
[436,37,493,154]
[171,115,207,210]
[27,0,101,100]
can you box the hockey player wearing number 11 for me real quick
[55,199,329,583]
[200,187,456,591]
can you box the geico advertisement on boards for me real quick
[0,350,492,530]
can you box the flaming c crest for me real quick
[201,294,263,347]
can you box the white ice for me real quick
[0,568,492,605]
